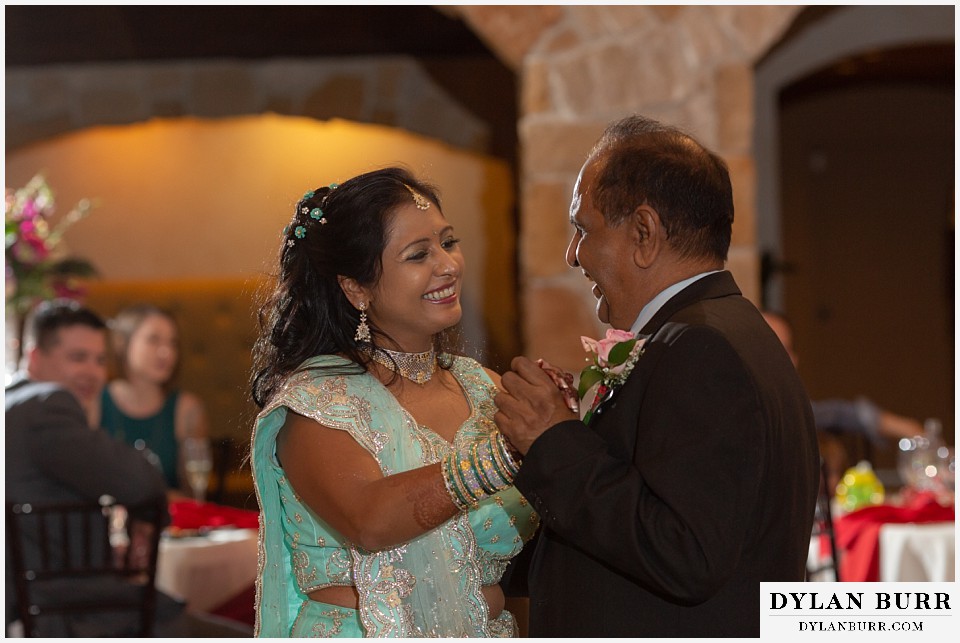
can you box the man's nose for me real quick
[85,360,107,381]
[565,235,579,268]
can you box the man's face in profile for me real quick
[29,325,107,412]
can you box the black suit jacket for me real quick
[5,378,169,632]
[515,271,819,637]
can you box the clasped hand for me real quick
[494,357,579,456]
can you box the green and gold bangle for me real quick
[442,452,474,511]
[440,432,520,512]
[493,432,521,477]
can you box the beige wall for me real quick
[5,116,516,361]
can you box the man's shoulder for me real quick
[5,379,84,416]
[6,378,68,401]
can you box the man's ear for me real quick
[25,346,42,380]
[632,204,663,269]
[337,276,371,309]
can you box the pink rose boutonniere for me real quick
[579,329,646,424]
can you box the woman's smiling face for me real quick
[364,201,464,351]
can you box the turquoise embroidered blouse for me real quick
[251,354,538,637]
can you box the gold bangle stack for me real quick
[441,432,521,511]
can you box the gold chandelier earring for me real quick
[355,302,371,343]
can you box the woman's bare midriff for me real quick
[308,583,505,620]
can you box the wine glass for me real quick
[182,437,212,503]
[897,437,922,490]
[935,446,955,493]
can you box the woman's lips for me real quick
[423,284,457,303]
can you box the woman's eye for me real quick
[407,251,428,262]
[441,237,461,250]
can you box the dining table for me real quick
[833,490,955,582]
[878,521,955,582]
[155,500,259,622]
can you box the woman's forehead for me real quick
[385,204,451,245]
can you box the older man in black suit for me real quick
[494,115,819,637]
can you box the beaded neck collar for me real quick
[367,346,437,385]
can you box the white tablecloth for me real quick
[878,522,955,582]
[156,528,258,612]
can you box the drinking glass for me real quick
[182,437,213,503]
[935,446,955,493]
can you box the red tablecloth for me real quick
[209,584,257,626]
[165,500,259,626]
[168,499,259,530]
[834,492,954,582]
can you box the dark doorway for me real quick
[778,42,954,470]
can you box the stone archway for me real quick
[453,5,803,370]
[4,57,490,154]
[754,4,955,308]
[752,5,955,449]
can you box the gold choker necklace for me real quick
[368,347,437,385]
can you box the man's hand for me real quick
[127,518,157,570]
[537,359,580,414]
[494,356,579,456]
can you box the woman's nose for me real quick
[437,251,460,277]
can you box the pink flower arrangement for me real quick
[578,329,646,424]
[5,174,97,317]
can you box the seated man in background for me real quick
[761,310,924,488]
[5,299,249,637]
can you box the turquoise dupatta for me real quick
[251,356,497,637]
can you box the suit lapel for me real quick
[639,270,740,337]
[588,271,741,421]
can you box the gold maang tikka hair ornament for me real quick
[404,184,431,210]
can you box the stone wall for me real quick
[455,5,802,371]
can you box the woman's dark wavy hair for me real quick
[250,166,461,409]
[591,115,734,262]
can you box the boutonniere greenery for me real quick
[579,329,646,424]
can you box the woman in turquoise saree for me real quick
[249,168,538,637]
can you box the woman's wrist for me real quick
[441,431,519,511]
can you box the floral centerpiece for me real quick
[5,174,97,360]
[578,329,646,424]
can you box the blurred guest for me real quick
[5,299,167,634]
[761,310,924,489]
[97,304,210,495]
[5,299,251,637]
[761,310,923,443]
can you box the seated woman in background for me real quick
[250,167,537,637]
[97,304,210,496]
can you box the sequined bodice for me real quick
[259,355,538,596]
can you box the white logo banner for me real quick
[761,582,956,639]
